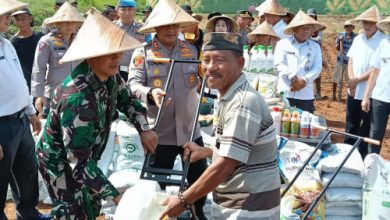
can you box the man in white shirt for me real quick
[256,0,289,39]
[362,15,390,156]
[0,1,50,219]
[344,6,386,159]
[274,10,324,113]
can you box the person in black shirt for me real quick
[10,8,43,91]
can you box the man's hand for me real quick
[113,194,122,205]
[29,114,42,136]
[338,34,344,40]
[362,97,371,113]
[183,142,212,163]
[347,78,359,89]
[0,144,3,160]
[151,88,171,108]
[34,97,46,114]
[140,130,158,155]
[159,195,186,220]
[291,76,306,92]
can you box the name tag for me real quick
[287,51,295,55]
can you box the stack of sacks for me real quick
[362,154,390,220]
[99,120,144,219]
[279,140,325,220]
[108,120,144,193]
[317,143,364,220]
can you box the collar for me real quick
[220,74,247,101]
[291,35,310,46]
[77,61,112,92]
[363,30,383,41]
[152,36,186,50]
[274,19,286,28]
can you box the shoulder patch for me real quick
[133,55,144,69]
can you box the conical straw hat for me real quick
[256,0,286,16]
[0,0,28,16]
[139,0,199,34]
[60,9,142,63]
[248,21,280,40]
[45,1,84,25]
[205,15,239,34]
[284,10,326,35]
[377,15,390,32]
[351,5,382,23]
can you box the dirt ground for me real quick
[4,16,390,220]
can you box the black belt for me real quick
[0,108,25,120]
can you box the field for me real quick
[4,14,390,219]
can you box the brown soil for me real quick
[5,16,389,220]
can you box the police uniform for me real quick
[128,36,207,217]
[31,33,79,116]
[239,27,251,46]
[115,20,145,80]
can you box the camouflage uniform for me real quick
[36,61,150,219]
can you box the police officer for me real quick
[36,9,157,219]
[31,1,84,118]
[236,10,253,46]
[128,0,207,218]
[115,0,145,81]
[0,1,50,219]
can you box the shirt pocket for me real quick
[182,64,198,88]
[53,50,66,67]
[147,64,168,89]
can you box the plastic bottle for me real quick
[280,91,290,107]
[258,45,267,72]
[281,109,291,137]
[290,111,300,138]
[243,45,250,71]
[271,107,282,136]
[266,45,274,73]
[249,46,258,72]
[310,116,320,139]
[299,111,310,138]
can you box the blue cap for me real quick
[118,0,137,8]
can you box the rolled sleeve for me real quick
[25,96,36,115]
[218,106,261,164]
[128,47,151,103]
[31,40,50,97]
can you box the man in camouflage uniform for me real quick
[36,10,157,219]
[128,0,207,219]
[115,0,145,81]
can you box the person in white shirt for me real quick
[362,15,390,156]
[0,1,50,219]
[274,10,324,113]
[256,0,289,39]
[344,5,386,159]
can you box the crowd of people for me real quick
[0,0,389,219]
